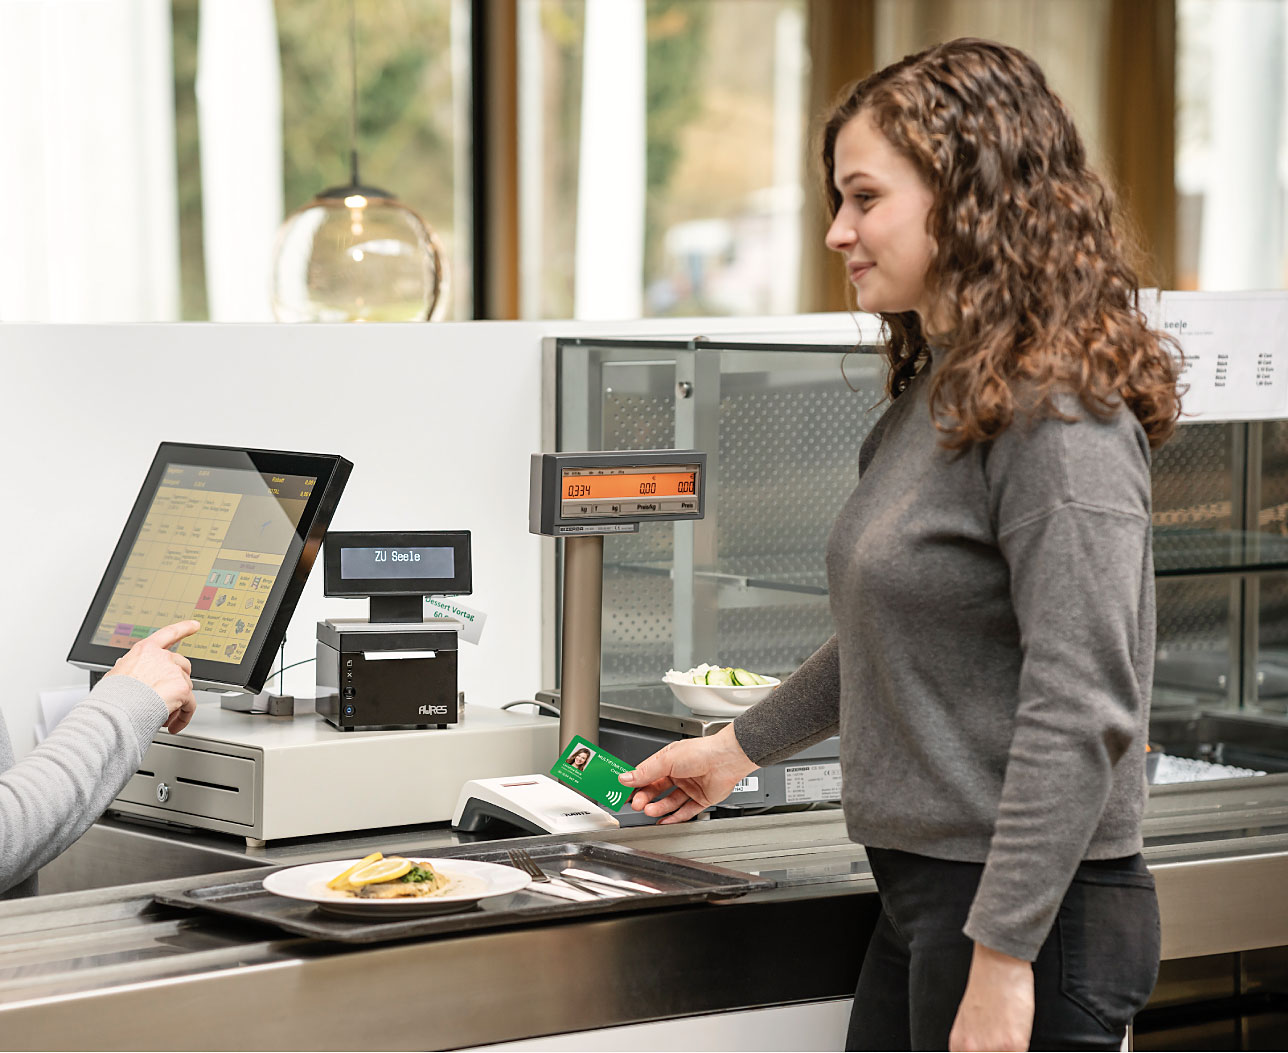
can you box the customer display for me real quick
[69,442,352,692]
[323,530,472,599]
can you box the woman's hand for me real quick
[949,942,1035,1052]
[104,620,202,734]
[618,723,758,823]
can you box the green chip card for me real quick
[551,735,635,811]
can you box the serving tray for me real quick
[154,840,774,944]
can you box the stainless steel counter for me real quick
[3,781,1288,1050]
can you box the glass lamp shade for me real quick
[271,184,448,322]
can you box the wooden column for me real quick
[1102,0,1177,288]
[800,0,877,313]
[471,0,520,319]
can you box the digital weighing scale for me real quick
[524,445,844,818]
[451,450,708,835]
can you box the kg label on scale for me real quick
[784,763,842,804]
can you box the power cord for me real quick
[501,699,561,717]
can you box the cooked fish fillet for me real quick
[355,878,443,899]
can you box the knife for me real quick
[558,873,631,898]
[523,879,598,903]
[562,867,664,895]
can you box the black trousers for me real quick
[847,847,1161,1052]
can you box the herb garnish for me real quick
[401,864,437,883]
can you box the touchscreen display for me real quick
[91,463,316,665]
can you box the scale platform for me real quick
[536,684,842,815]
[110,701,560,844]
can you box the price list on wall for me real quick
[1156,291,1288,422]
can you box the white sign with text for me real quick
[1159,291,1288,422]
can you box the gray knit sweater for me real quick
[0,676,167,896]
[733,366,1154,961]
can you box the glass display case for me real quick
[545,335,1288,780]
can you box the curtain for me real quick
[196,0,282,321]
[0,0,180,322]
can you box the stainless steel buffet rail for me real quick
[0,787,1286,1049]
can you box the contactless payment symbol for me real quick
[550,735,636,812]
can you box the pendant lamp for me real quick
[271,2,448,322]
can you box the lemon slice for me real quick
[348,856,413,886]
[326,852,383,890]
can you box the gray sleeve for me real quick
[964,413,1151,961]
[732,635,841,766]
[0,676,167,895]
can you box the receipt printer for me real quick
[316,619,460,731]
[315,529,472,731]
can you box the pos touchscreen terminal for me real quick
[68,442,352,694]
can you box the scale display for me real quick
[560,465,699,519]
[530,450,706,536]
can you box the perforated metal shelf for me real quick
[1154,530,1288,576]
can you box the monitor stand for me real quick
[368,595,424,623]
[220,690,297,716]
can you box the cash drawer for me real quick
[119,742,257,827]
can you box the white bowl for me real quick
[663,673,780,717]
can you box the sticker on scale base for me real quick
[556,523,640,534]
[784,763,842,803]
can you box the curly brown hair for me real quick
[822,38,1182,449]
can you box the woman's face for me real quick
[825,111,939,321]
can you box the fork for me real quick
[508,848,551,884]
[508,848,622,897]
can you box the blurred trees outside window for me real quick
[172,0,466,321]
[518,0,809,320]
[515,0,1158,321]
[6,0,1288,324]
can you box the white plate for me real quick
[262,858,531,919]
[664,673,780,717]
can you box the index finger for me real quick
[146,620,202,651]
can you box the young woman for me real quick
[619,38,1181,1052]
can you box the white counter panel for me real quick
[1,314,857,756]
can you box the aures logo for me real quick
[418,704,449,716]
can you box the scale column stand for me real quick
[559,534,603,751]
[530,449,706,751]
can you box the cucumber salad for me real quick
[666,663,775,687]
